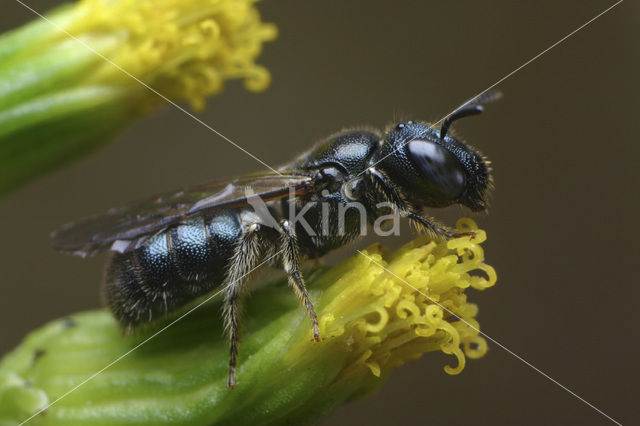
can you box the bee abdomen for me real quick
[105,211,242,328]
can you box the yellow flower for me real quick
[294,217,496,380]
[0,219,495,425]
[0,0,276,195]
[64,0,277,110]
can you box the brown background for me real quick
[1,1,638,425]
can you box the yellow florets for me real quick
[289,218,496,379]
[65,0,276,110]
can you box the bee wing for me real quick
[51,172,314,257]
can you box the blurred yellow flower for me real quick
[0,0,276,194]
[65,0,277,110]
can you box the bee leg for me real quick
[223,223,264,388]
[406,212,475,240]
[279,220,320,341]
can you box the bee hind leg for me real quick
[223,223,264,388]
[279,220,320,341]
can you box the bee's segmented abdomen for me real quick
[105,210,242,328]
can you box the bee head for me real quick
[374,119,493,212]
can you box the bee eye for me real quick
[406,140,465,199]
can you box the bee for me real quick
[52,92,498,387]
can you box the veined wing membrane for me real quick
[51,172,314,257]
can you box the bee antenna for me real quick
[439,105,483,140]
[439,90,502,140]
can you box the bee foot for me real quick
[312,320,321,342]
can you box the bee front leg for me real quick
[279,220,320,341]
[405,211,475,240]
[223,223,264,388]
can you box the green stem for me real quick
[0,271,370,426]
[0,86,139,195]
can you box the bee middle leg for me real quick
[279,220,320,341]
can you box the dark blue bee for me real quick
[52,92,498,387]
